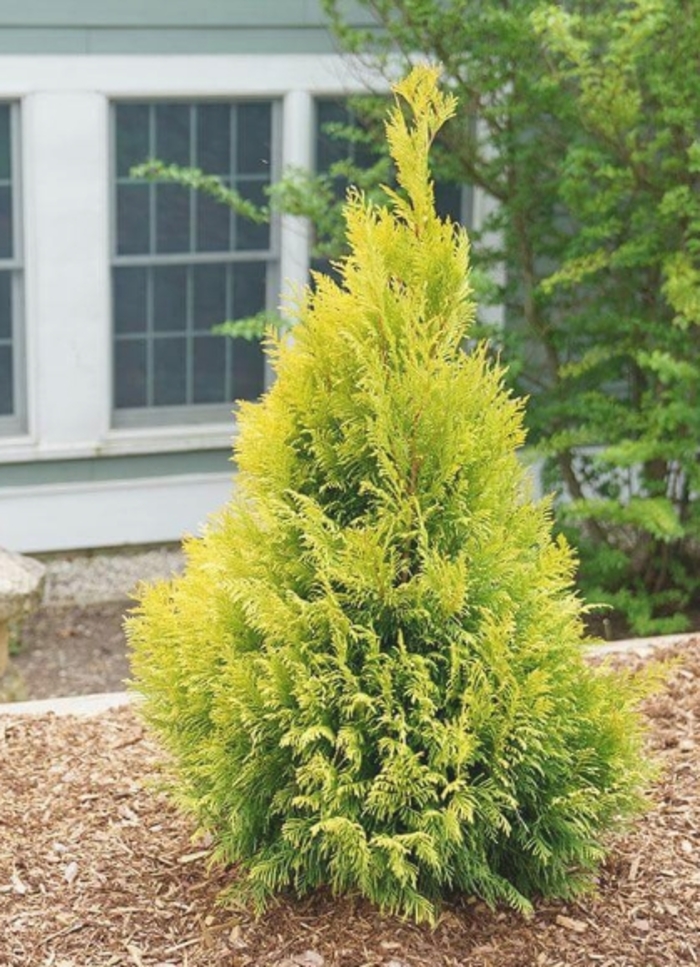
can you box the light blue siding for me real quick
[0,1,376,54]
[0,450,232,488]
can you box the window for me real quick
[0,103,23,434]
[112,100,278,427]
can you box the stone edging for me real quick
[587,632,694,658]
[0,691,132,717]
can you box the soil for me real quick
[2,600,133,703]
[1,638,699,966]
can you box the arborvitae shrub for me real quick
[128,67,655,923]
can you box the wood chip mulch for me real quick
[1,639,699,967]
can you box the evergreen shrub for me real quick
[128,67,655,924]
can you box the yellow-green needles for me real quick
[128,67,654,924]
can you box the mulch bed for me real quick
[1,638,699,967]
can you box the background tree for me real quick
[320,0,700,634]
[531,0,700,633]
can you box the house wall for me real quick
[0,1,376,54]
[0,48,390,553]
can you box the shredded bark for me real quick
[1,639,699,966]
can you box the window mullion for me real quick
[230,104,237,252]
[186,264,194,405]
[148,106,156,257]
[224,262,233,403]
[190,104,197,256]
[146,266,154,408]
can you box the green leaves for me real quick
[663,253,700,328]
[318,0,700,635]
[564,497,683,543]
[131,159,268,222]
[213,311,287,342]
[530,0,700,631]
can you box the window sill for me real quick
[99,423,237,457]
[0,422,237,465]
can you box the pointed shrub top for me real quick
[235,64,481,507]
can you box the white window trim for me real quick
[0,102,24,437]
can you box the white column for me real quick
[472,117,505,333]
[278,88,313,319]
[23,91,111,450]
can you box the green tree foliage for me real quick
[128,68,654,924]
[320,0,700,634]
[532,0,700,634]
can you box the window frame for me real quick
[0,101,25,436]
[109,96,281,430]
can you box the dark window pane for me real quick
[234,180,269,251]
[113,267,147,334]
[156,183,191,253]
[0,106,10,181]
[154,337,187,406]
[353,129,381,172]
[310,256,337,285]
[231,338,264,402]
[0,271,10,340]
[197,103,230,174]
[232,261,266,319]
[434,182,463,224]
[156,104,191,167]
[193,263,226,331]
[236,103,272,175]
[117,183,150,255]
[193,335,226,402]
[0,185,12,259]
[196,190,231,252]
[0,344,12,415]
[230,262,266,401]
[153,265,187,333]
[116,104,150,177]
[316,100,350,170]
[114,339,147,409]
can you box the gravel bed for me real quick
[38,546,185,607]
